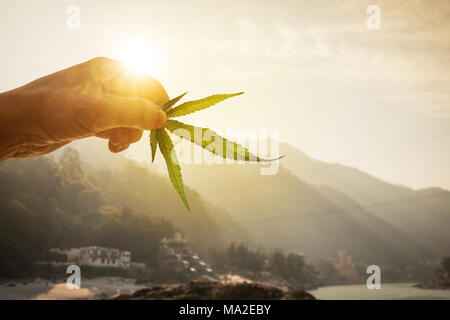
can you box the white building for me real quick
[50,246,132,268]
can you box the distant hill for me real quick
[178,143,450,264]
[0,147,248,277]
[66,140,450,265]
[181,163,424,265]
[58,139,249,253]
[279,143,450,258]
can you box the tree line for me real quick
[0,149,178,277]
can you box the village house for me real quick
[49,246,133,269]
[159,234,214,276]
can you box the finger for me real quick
[109,127,143,145]
[108,141,130,153]
[86,57,127,82]
[48,57,127,89]
[13,142,71,158]
[101,68,169,107]
[95,127,143,145]
[89,94,167,132]
[94,129,114,139]
[84,57,169,107]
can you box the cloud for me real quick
[200,0,450,116]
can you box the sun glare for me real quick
[115,37,163,76]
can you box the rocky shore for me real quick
[414,281,450,290]
[114,278,316,300]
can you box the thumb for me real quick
[91,94,167,131]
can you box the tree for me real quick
[441,257,450,280]
[60,148,84,181]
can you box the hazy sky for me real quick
[1,0,450,189]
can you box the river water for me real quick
[2,279,450,300]
[0,277,145,299]
[309,283,450,300]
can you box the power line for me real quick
[237,189,449,224]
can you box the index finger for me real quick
[88,57,170,107]
[104,70,169,108]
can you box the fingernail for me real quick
[116,144,128,152]
[109,141,128,153]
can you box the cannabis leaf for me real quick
[156,127,191,211]
[150,129,158,162]
[150,93,189,162]
[166,92,243,118]
[163,92,188,112]
[166,119,277,162]
[150,91,282,211]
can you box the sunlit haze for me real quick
[0,0,449,190]
[2,0,450,304]
[114,36,165,77]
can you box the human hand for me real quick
[0,57,168,161]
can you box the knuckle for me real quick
[89,57,124,68]
[153,110,167,128]
[143,76,169,107]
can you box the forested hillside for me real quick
[182,144,450,264]
[279,143,450,257]
[0,148,246,277]
[2,139,448,278]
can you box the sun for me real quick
[115,37,163,76]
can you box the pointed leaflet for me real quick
[165,119,282,162]
[156,128,191,211]
[163,92,188,112]
[150,130,158,162]
[166,92,244,118]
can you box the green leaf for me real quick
[156,128,191,211]
[165,119,282,162]
[166,92,244,118]
[150,130,157,162]
[163,92,188,112]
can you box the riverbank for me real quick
[114,278,315,300]
[310,282,450,300]
[414,281,450,290]
[0,277,145,300]
[0,276,316,300]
